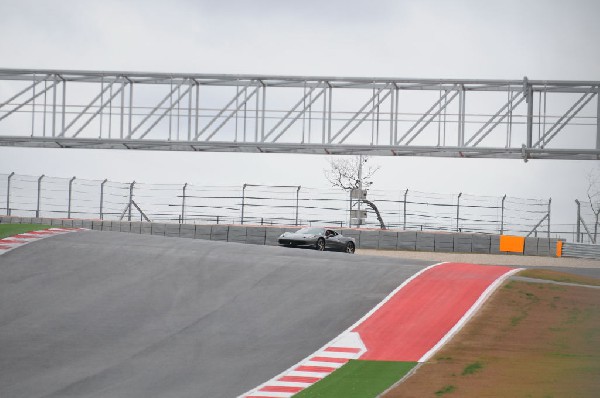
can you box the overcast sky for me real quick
[1,0,599,229]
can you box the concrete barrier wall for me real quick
[397,231,417,251]
[0,216,561,257]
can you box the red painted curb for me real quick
[0,228,86,255]
[355,262,514,361]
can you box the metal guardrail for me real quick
[562,242,600,259]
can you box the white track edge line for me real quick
[238,261,447,398]
[376,362,424,398]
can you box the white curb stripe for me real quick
[0,228,86,255]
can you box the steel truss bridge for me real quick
[0,68,599,160]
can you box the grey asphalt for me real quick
[0,231,433,398]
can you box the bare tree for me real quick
[324,156,386,229]
[324,156,379,190]
[587,167,600,241]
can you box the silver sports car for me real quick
[278,227,356,253]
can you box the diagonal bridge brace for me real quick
[465,90,525,147]
[71,78,128,138]
[137,81,194,139]
[396,86,458,145]
[194,80,257,141]
[264,82,327,143]
[59,79,119,137]
[203,83,259,142]
[0,74,50,113]
[0,75,57,123]
[127,78,188,139]
[329,83,393,144]
[533,86,598,148]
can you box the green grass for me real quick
[435,385,456,396]
[294,360,417,398]
[510,309,527,327]
[0,224,53,239]
[461,361,484,375]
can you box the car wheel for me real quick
[316,238,325,251]
[345,242,355,254]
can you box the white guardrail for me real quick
[562,242,600,260]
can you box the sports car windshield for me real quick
[296,227,324,235]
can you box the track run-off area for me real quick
[243,262,518,397]
[0,228,596,397]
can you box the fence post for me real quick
[241,183,247,225]
[500,194,506,235]
[67,176,76,218]
[456,192,462,232]
[348,189,352,228]
[575,199,581,243]
[547,197,551,238]
[128,181,135,222]
[100,179,107,220]
[6,172,14,216]
[597,84,600,150]
[181,183,187,224]
[295,186,301,226]
[403,189,408,230]
[36,174,44,218]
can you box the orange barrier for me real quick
[499,235,525,253]
[556,241,563,257]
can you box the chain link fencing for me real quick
[0,172,575,240]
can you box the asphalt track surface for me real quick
[0,231,433,398]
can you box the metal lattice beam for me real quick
[0,68,599,160]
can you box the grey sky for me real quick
[1,0,599,230]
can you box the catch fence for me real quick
[0,172,566,239]
[574,198,600,244]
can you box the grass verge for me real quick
[384,276,600,397]
[0,224,53,239]
[518,268,600,287]
[294,360,417,398]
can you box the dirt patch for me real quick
[383,277,600,397]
